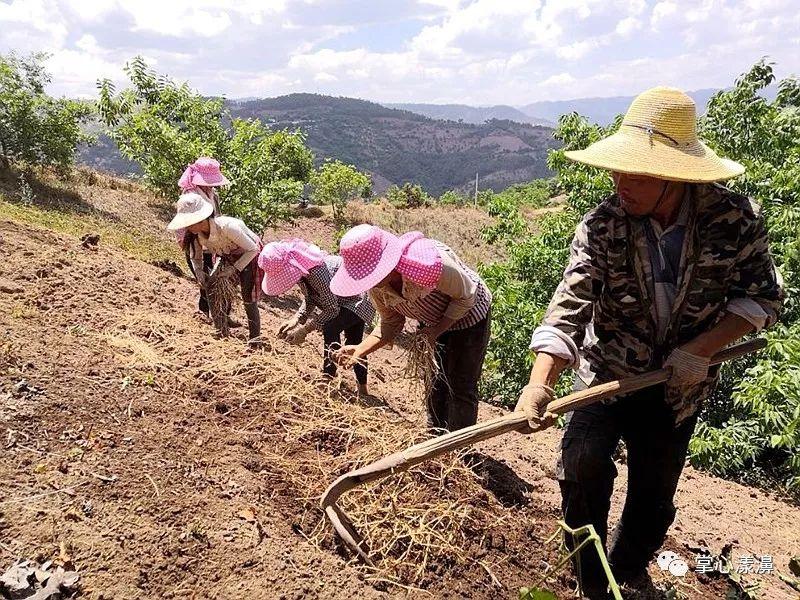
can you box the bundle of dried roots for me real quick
[206,261,238,336]
[402,331,443,405]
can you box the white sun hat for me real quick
[167,192,215,231]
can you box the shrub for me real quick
[0,52,93,171]
[386,182,431,208]
[438,189,467,206]
[97,57,313,230]
[310,159,371,229]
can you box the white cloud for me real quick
[615,16,640,37]
[0,0,798,104]
[650,1,678,29]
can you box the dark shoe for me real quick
[227,316,242,328]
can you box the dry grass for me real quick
[402,332,442,410]
[346,200,507,268]
[98,310,525,589]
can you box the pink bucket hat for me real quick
[330,224,403,296]
[397,232,443,288]
[178,157,231,190]
[258,239,326,296]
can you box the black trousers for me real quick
[427,313,491,433]
[186,252,214,315]
[322,308,367,384]
[557,382,698,597]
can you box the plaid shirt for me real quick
[296,256,376,330]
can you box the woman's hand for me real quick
[284,325,308,345]
[514,383,556,434]
[278,317,299,339]
[334,345,362,367]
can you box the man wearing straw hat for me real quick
[514,87,783,598]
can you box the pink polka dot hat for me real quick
[396,232,443,288]
[178,157,231,191]
[330,224,404,296]
[330,225,443,296]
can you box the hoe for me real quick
[321,337,767,565]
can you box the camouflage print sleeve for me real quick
[541,211,608,350]
[729,200,784,327]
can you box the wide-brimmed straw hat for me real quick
[178,157,231,191]
[258,239,326,296]
[564,87,744,183]
[330,225,404,296]
[166,192,214,231]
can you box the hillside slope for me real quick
[1,170,799,599]
[229,94,559,195]
[384,102,554,127]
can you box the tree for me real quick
[385,182,431,208]
[0,52,92,171]
[310,159,370,228]
[97,57,313,230]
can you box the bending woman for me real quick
[258,239,375,395]
[332,224,492,432]
[167,192,263,343]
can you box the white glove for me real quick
[514,383,556,434]
[663,347,710,391]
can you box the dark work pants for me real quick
[557,382,698,597]
[322,308,367,384]
[187,252,214,315]
[427,312,491,433]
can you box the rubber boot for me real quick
[244,302,261,341]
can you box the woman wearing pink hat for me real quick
[331,224,492,432]
[175,157,231,319]
[258,240,376,394]
[168,192,264,343]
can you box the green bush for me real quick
[438,189,467,206]
[386,182,431,208]
[310,159,370,229]
[689,60,800,491]
[97,57,313,230]
[0,52,92,171]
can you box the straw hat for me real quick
[166,192,214,230]
[564,87,744,183]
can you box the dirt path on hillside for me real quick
[1,213,799,600]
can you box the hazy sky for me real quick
[1,0,798,105]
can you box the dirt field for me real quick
[1,172,799,599]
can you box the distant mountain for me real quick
[229,93,559,195]
[384,102,554,127]
[519,89,720,125]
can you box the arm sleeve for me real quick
[530,325,581,366]
[540,212,608,354]
[727,202,784,328]
[189,240,206,286]
[369,289,406,343]
[435,251,478,321]
[304,269,340,331]
[223,221,261,272]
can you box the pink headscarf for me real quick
[396,232,443,289]
[259,239,327,295]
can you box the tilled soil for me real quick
[1,206,799,600]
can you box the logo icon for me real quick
[657,551,689,577]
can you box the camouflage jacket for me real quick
[542,183,783,420]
